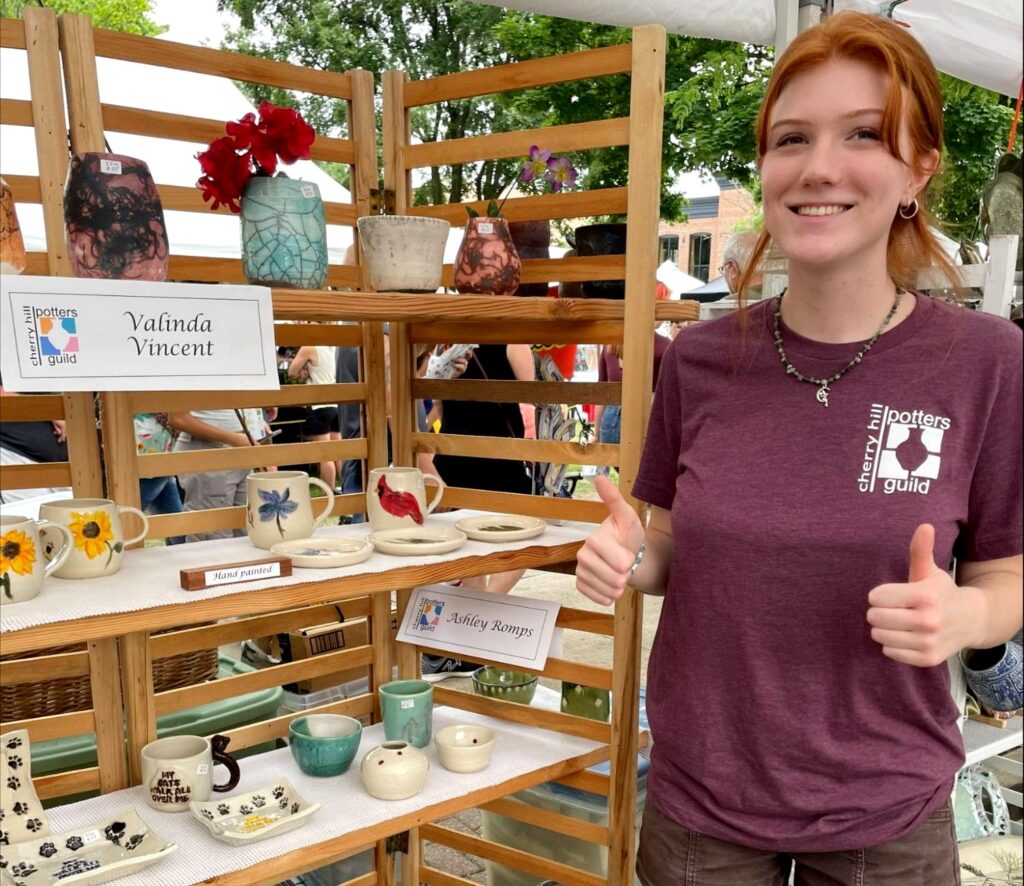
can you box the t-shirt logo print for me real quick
[858,403,950,495]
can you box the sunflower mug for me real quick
[0,514,72,604]
[39,498,149,579]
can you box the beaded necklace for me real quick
[770,287,902,407]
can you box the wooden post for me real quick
[57,14,106,155]
[348,67,377,286]
[382,70,412,216]
[88,637,130,793]
[119,631,156,785]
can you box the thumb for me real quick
[908,523,938,583]
[595,474,637,528]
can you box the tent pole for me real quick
[776,0,827,55]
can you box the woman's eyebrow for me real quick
[769,108,884,133]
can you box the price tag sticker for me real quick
[99,159,123,175]
[477,222,494,234]
[401,699,415,709]
[196,763,209,775]
[301,185,316,198]
[81,830,102,845]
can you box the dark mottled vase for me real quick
[575,222,627,299]
[453,217,520,295]
[240,176,327,289]
[960,642,1024,712]
[509,219,550,296]
[63,152,168,281]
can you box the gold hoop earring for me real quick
[898,199,919,220]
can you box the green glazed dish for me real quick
[288,714,362,777]
[472,667,538,705]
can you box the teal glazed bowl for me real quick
[288,714,363,777]
[471,667,538,705]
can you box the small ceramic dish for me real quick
[454,514,546,543]
[189,778,320,845]
[471,666,538,705]
[434,724,495,773]
[270,537,374,568]
[1,728,50,843]
[289,714,363,776]
[0,808,176,886]
[368,526,467,556]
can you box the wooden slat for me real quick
[413,432,618,468]
[0,649,89,684]
[0,16,27,49]
[119,631,155,784]
[416,647,610,690]
[0,461,72,487]
[137,438,367,477]
[405,118,629,170]
[478,795,609,846]
[273,324,365,348]
[420,867,477,886]
[3,709,95,741]
[59,14,106,154]
[166,256,362,288]
[155,647,373,716]
[419,825,604,886]
[89,637,129,792]
[34,766,101,801]
[223,693,375,751]
[0,394,65,422]
[0,174,41,203]
[23,253,50,275]
[412,379,620,406]
[0,96,33,125]
[556,607,615,637]
[411,188,628,225]
[553,768,610,796]
[155,182,359,227]
[404,43,631,106]
[128,382,366,412]
[411,321,625,346]
[439,486,606,523]
[91,28,353,99]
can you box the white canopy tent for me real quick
[472,0,1022,98]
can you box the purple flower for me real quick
[546,156,578,192]
[520,145,551,184]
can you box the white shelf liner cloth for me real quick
[0,511,592,634]
[43,707,605,886]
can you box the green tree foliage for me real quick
[0,0,165,36]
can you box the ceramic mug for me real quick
[378,679,433,748]
[246,470,336,550]
[0,514,72,604]
[39,498,148,579]
[367,467,443,531]
[141,734,240,813]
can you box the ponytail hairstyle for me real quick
[736,11,960,303]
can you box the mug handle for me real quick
[210,733,241,793]
[423,474,445,516]
[117,506,150,547]
[308,477,336,530]
[38,522,73,576]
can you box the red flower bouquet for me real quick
[196,101,315,213]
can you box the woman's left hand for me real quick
[866,523,976,667]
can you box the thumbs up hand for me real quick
[866,524,973,667]
[575,475,646,606]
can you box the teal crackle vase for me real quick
[240,176,327,289]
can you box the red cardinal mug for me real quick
[367,467,444,531]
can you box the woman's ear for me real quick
[907,148,941,201]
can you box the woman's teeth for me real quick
[795,205,848,216]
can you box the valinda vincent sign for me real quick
[0,276,278,391]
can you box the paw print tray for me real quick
[0,809,177,886]
[189,779,319,845]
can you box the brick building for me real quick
[657,177,758,283]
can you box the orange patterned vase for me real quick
[0,177,28,275]
[453,217,520,295]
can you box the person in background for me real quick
[720,230,762,297]
[134,412,185,544]
[668,319,699,341]
[0,382,70,504]
[575,13,1021,884]
[288,343,340,490]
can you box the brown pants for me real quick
[636,800,961,886]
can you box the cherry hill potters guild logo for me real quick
[858,403,948,495]
[417,598,445,632]
[23,305,79,367]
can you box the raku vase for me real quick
[63,152,169,280]
[509,219,550,296]
[575,222,627,299]
[453,216,520,295]
[0,177,28,275]
[240,176,327,289]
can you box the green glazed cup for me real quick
[378,679,433,748]
[288,714,362,777]
[560,682,611,722]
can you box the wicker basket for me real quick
[0,642,219,721]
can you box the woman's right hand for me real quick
[575,475,646,606]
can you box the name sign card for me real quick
[180,556,291,591]
[396,583,561,671]
[0,276,279,391]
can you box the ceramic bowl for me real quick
[471,667,538,705]
[360,741,429,800]
[434,724,495,773]
[357,215,450,293]
[288,714,363,777]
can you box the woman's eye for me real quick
[775,133,805,147]
[852,128,881,141]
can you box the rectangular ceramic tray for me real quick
[189,778,319,845]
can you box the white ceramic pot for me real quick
[360,741,429,800]
[434,724,495,773]
[357,215,450,293]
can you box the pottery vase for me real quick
[0,177,28,275]
[960,642,1024,712]
[574,222,627,299]
[357,215,449,292]
[453,217,520,295]
[360,741,429,800]
[63,152,168,280]
[240,176,327,289]
[508,219,550,296]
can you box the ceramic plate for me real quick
[367,526,467,556]
[454,514,547,543]
[270,537,374,569]
[189,778,320,845]
[1,729,50,844]
[0,808,176,886]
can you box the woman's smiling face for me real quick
[760,57,933,276]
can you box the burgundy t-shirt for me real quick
[632,293,1022,852]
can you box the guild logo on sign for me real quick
[417,598,445,632]
[37,316,79,357]
[858,404,949,495]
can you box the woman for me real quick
[575,13,1022,884]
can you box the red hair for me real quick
[737,11,960,301]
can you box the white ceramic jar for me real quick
[360,741,429,800]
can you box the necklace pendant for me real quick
[816,383,830,407]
